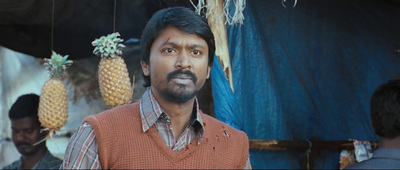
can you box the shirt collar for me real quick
[16,149,51,169]
[139,88,205,133]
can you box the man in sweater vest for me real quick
[61,7,251,169]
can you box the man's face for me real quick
[142,26,211,103]
[11,117,45,156]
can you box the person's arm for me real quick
[60,123,101,169]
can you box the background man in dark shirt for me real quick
[346,79,400,169]
[3,94,62,169]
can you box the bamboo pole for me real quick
[206,0,234,91]
[249,139,379,151]
[249,139,379,169]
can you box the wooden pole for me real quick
[206,0,234,92]
[249,139,379,151]
[249,139,379,169]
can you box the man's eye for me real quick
[164,48,174,53]
[192,50,201,55]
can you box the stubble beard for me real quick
[16,143,41,156]
[160,84,197,104]
[160,70,198,104]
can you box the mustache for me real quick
[16,142,31,147]
[167,70,197,83]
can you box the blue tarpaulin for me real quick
[211,0,400,169]
[211,54,243,131]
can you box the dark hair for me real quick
[140,7,215,87]
[9,94,40,120]
[370,79,400,138]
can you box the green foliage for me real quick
[92,32,126,58]
[44,51,73,78]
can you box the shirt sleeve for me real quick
[60,123,101,169]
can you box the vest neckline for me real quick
[147,124,204,163]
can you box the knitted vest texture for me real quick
[84,101,249,169]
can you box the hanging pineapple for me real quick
[92,32,132,107]
[36,51,72,144]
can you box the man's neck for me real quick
[379,136,400,149]
[151,89,195,140]
[163,100,195,140]
[21,147,47,169]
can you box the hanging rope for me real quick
[190,0,246,26]
[224,0,246,25]
[51,0,55,52]
[190,0,206,16]
[113,0,117,32]
[305,140,312,170]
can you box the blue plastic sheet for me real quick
[211,54,243,130]
[212,0,400,169]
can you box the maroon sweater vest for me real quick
[84,101,249,169]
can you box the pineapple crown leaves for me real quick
[92,32,126,58]
[44,51,73,79]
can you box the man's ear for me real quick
[206,66,211,79]
[141,60,150,76]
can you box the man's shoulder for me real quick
[201,114,238,129]
[40,155,63,169]
[200,113,250,167]
[83,101,142,133]
[2,159,21,170]
[201,113,248,138]
[85,101,141,122]
[100,101,140,115]
[47,153,63,164]
[345,160,371,169]
[345,158,400,169]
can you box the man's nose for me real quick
[175,53,192,69]
[15,132,26,141]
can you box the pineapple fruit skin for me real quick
[38,78,68,131]
[98,56,132,107]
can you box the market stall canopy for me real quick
[0,0,216,134]
[0,0,197,60]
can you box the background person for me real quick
[346,79,400,169]
[3,94,62,169]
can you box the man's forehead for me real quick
[158,36,207,48]
[158,26,201,39]
[163,37,171,45]
[11,117,39,128]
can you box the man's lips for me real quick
[16,142,31,146]
[172,74,193,84]
[172,74,192,80]
[167,70,197,84]
[16,143,31,149]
